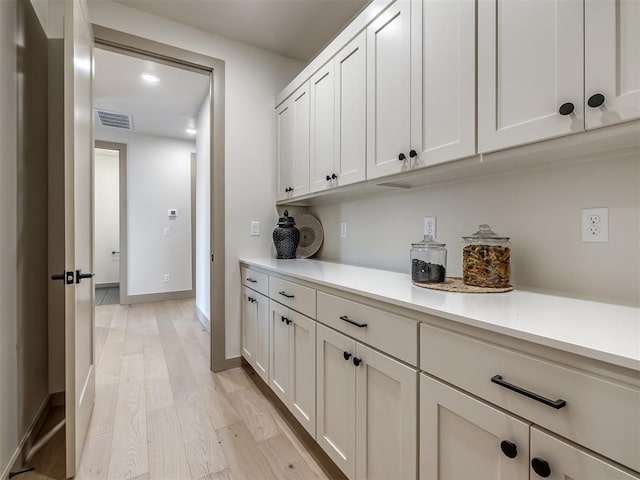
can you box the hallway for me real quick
[75,299,343,480]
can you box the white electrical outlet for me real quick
[250,221,260,236]
[581,208,608,242]
[163,227,171,236]
[340,222,348,238]
[424,216,437,237]
[163,274,171,283]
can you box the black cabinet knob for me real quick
[343,351,352,361]
[409,149,417,158]
[531,458,551,478]
[500,440,517,459]
[587,93,605,108]
[353,357,362,367]
[558,102,574,116]
[326,175,331,181]
[331,173,337,179]
[398,153,406,161]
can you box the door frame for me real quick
[92,25,231,371]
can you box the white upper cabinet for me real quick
[585,0,640,129]
[410,0,476,167]
[334,31,367,187]
[276,82,310,200]
[310,62,336,193]
[478,0,584,153]
[366,0,413,180]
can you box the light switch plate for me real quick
[340,222,347,238]
[163,227,171,236]
[250,221,260,236]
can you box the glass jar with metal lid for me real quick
[462,224,511,288]
[411,235,447,283]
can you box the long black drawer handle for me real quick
[491,375,566,409]
[246,277,257,283]
[279,291,294,299]
[339,315,367,328]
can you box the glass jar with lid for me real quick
[411,235,447,283]
[462,224,511,288]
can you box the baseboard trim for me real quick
[195,304,210,332]
[2,395,50,480]
[95,282,119,288]
[122,289,195,305]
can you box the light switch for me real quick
[163,227,171,236]
[250,221,260,236]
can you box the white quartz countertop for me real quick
[240,258,640,371]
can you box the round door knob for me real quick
[331,173,337,179]
[587,93,605,108]
[409,149,417,158]
[398,153,406,161]
[500,440,518,459]
[353,357,362,367]
[531,458,551,478]
[343,351,352,361]
[558,102,574,116]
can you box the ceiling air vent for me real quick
[95,109,133,130]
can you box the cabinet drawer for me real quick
[241,266,268,296]
[269,276,316,319]
[420,323,640,472]
[318,292,418,366]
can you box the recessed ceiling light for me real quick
[185,128,197,135]
[141,73,159,83]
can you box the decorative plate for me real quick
[296,214,324,258]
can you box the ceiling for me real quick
[113,0,370,61]
[94,48,210,141]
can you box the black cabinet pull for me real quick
[343,351,352,361]
[587,93,605,108]
[409,149,417,158]
[500,440,518,459]
[279,291,294,299]
[353,357,362,367]
[531,458,551,478]
[339,315,367,328]
[285,187,294,193]
[331,173,337,179]
[491,375,566,409]
[285,318,292,325]
[326,175,331,181]
[398,153,406,161]
[281,315,287,323]
[246,277,257,283]
[558,102,574,116]
[76,270,94,284]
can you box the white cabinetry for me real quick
[310,62,336,193]
[240,286,268,383]
[276,82,310,200]
[317,324,417,480]
[268,300,317,437]
[410,0,476,167]
[585,0,640,129]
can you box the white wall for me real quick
[195,93,210,325]
[95,129,195,296]
[94,148,120,285]
[309,154,640,306]
[88,1,304,358]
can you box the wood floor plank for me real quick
[96,341,124,386]
[120,353,144,384]
[199,468,234,480]
[76,431,112,480]
[228,387,280,442]
[123,305,144,356]
[194,373,242,430]
[107,380,148,480]
[143,334,170,380]
[216,423,276,480]
[87,383,119,438]
[147,406,191,480]
[145,376,175,412]
[257,434,323,480]
[105,305,128,345]
[216,368,254,395]
[139,303,160,336]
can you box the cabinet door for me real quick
[254,292,269,384]
[310,63,336,193]
[355,344,417,480]
[366,0,412,179]
[292,82,311,196]
[289,311,316,437]
[334,31,366,187]
[241,286,257,367]
[410,0,476,167]
[420,374,530,480]
[585,0,640,129]
[269,300,290,404]
[478,0,584,153]
[317,324,357,479]
[530,427,638,480]
[276,100,293,201]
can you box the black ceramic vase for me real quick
[273,210,300,259]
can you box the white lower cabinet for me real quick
[241,286,268,383]
[268,300,317,437]
[317,324,417,480]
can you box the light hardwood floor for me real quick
[74,299,346,480]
